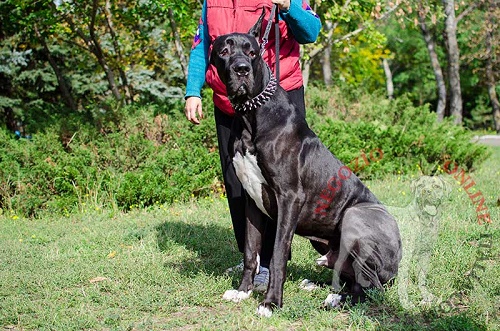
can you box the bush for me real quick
[0,105,221,217]
[0,87,490,217]
[306,86,489,178]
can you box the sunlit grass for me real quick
[1,148,498,330]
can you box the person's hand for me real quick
[271,0,290,10]
[184,97,204,125]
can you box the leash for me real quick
[260,4,280,84]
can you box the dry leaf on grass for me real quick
[89,276,108,283]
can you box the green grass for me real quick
[1,148,499,330]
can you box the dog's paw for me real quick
[323,293,342,309]
[256,304,273,317]
[399,299,416,310]
[299,279,320,291]
[419,296,436,307]
[316,255,329,267]
[222,289,252,303]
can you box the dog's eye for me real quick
[249,51,256,58]
[220,48,229,57]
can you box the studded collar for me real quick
[230,73,278,114]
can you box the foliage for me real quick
[332,33,389,90]
[381,18,442,106]
[306,85,490,178]
[0,105,220,217]
[385,0,500,129]
[0,0,499,130]
[305,0,394,89]
[0,86,490,217]
[0,0,199,128]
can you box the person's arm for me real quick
[278,0,321,44]
[185,1,210,99]
[184,1,210,124]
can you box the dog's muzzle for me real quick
[233,62,251,77]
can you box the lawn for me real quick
[1,148,499,330]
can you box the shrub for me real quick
[0,104,221,217]
[0,87,490,217]
[306,86,490,178]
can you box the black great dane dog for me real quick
[212,12,402,317]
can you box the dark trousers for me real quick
[214,86,306,268]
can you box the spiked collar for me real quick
[230,74,278,114]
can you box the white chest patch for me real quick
[232,151,270,217]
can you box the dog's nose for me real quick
[233,62,250,76]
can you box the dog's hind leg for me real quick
[327,205,397,306]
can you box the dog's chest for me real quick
[232,151,270,217]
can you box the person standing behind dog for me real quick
[184,0,321,289]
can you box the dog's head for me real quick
[410,175,451,216]
[210,9,267,105]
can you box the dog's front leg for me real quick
[223,197,264,302]
[240,197,264,291]
[257,197,299,317]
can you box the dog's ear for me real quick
[209,36,222,66]
[437,175,452,198]
[248,7,266,40]
[410,176,424,195]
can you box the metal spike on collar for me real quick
[231,75,278,113]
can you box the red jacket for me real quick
[205,0,303,115]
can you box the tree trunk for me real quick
[34,24,77,111]
[168,8,189,80]
[418,4,446,121]
[89,0,121,102]
[485,10,500,132]
[443,0,463,124]
[322,43,333,86]
[58,0,122,102]
[104,0,133,104]
[302,57,311,89]
[382,58,394,99]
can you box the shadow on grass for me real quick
[155,220,239,275]
[154,220,490,330]
[371,309,489,331]
[154,220,329,283]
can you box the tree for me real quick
[389,0,491,125]
[1,0,77,112]
[484,3,500,132]
[417,1,446,121]
[56,0,127,103]
[442,0,463,124]
[460,0,500,131]
[302,0,400,89]
[0,0,198,130]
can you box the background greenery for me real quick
[1,0,499,133]
[0,86,489,217]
